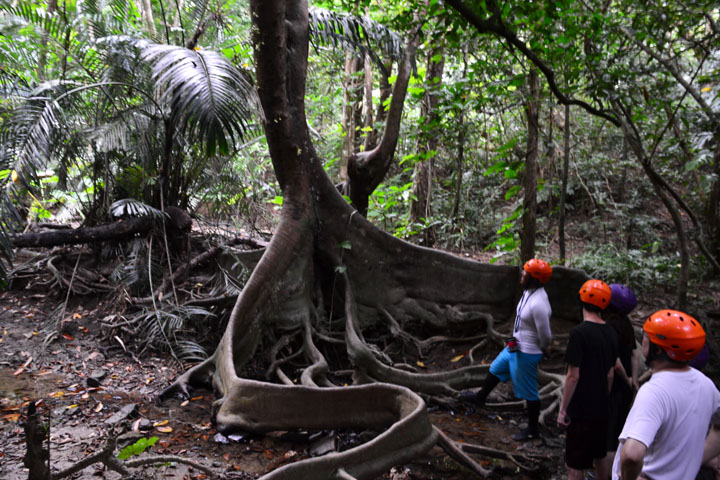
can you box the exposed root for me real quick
[49,433,218,480]
[300,312,332,387]
[434,426,491,477]
[458,442,544,471]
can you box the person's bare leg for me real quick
[595,456,611,480]
[567,466,585,480]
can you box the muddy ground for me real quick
[0,276,586,480]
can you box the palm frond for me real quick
[309,8,404,75]
[111,198,169,219]
[141,43,260,157]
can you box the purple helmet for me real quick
[609,284,637,315]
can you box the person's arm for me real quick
[620,437,647,480]
[608,360,617,392]
[614,357,631,389]
[704,424,720,465]
[557,365,579,427]
[631,349,641,391]
[533,301,552,355]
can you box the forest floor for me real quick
[1,214,718,479]
[0,280,579,480]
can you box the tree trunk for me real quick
[409,45,445,246]
[710,133,720,270]
[344,30,421,215]
[613,101,690,308]
[160,2,591,478]
[339,53,363,182]
[558,103,571,264]
[520,69,540,263]
[140,0,157,38]
[36,0,58,81]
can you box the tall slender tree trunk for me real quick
[410,45,445,246]
[545,104,555,213]
[451,51,468,221]
[339,54,363,182]
[36,0,58,81]
[140,0,157,37]
[558,103,571,264]
[710,134,720,270]
[520,69,539,263]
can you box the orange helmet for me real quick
[644,309,705,362]
[579,279,611,310]
[523,258,552,284]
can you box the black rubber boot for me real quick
[460,373,501,405]
[512,399,541,441]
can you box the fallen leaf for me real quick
[180,400,189,407]
[450,354,464,363]
[223,453,231,461]
[94,403,103,413]
[132,418,141,431]
[73,313,82,320]
[62,333,75,341]
[416,361,425,368]
[13,357,32,376]
[157,426,173,433]
[2,413,21,422]
[66,404,78,410]
[263,449,274,460]
[190,396,204,402]
[153,419,169,427]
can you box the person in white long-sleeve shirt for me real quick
[460,258,553,441]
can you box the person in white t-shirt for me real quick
[612,309,720,480]
[460,258,553,441]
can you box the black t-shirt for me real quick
[564,321,619,420]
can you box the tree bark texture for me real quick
[520,69,539,263]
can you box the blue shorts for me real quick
[489,347,542,401]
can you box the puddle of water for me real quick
[0,368,65,402]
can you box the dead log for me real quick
[10,217,156,248]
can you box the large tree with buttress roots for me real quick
[161,1,587,478]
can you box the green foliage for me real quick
[570,243,681,291]
[117,437,158,460]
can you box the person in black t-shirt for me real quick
[558,279,620,480]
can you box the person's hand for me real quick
[557,409,570,428]
[631,378,640,392]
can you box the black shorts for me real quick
[606,389,632,451]
[566,417,608,470]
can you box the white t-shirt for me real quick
[612,368,720,480]
[512,287,552,355]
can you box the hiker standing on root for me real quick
[460,258,553,441]
[601,284,641,475]
[612,309,720,480]
[558,279,619,480]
